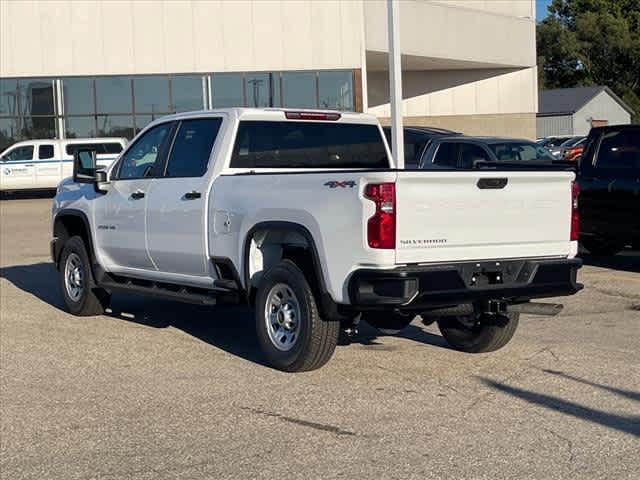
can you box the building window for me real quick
[97,115,134,139]
[282,72,317,108]
[95,77,132,114]
[134,76,171,115]
[246,73,281,108]
[0,78,57,149]
[63,77,95,115]
[0,118,19,151]
[319,71,353,110]
[65,116,96,138]
[0,69,355,150]
[212,73,244,108]
[171,75,205,112]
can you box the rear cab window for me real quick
[230,121,389,169]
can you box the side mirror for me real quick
[73,149,98,183]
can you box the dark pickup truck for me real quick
[578,125,640,255]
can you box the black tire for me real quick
[581,237,624,256]
[58,236,110,316]
[362,311,415,335]
[255,259,339,372]
[437,312,519,353]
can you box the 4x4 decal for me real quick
[324,180,356,189]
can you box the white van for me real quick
[0,138,127,192]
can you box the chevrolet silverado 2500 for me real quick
[51,108,582,372]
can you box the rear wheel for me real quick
[58,236,110,316]
[255,260,339,372]
[437,312,519,353]
[362,311,415,335]
[581,236,624,256]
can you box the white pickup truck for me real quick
[51,108,582,372]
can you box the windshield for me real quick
[489,142,556,162]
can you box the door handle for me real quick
[24,164,34,167]
[131,190,145,200]
[184,190,201,200]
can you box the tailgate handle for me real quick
[477,178,508,189]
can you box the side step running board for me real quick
[100,276,225,306]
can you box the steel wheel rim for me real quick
[64,253,84,302]
[264,283,301,352]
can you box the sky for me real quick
[536,0,554,21]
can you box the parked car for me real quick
[382,126,461,168]
[418,136,557,169]
[577,125,640,255]
[51,108,582,372]
[561,137,587,162]
[537,136,579,157]
[0,138,127,192]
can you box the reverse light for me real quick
[571,181,580,241]
[365,183,396,249]
[284,111,341,121]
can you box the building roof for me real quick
[538,86,634,116]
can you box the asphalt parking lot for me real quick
[1,196,639,480]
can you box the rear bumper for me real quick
[348,258,582,309]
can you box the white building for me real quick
[0,0,538,150]
[537,87,633,138]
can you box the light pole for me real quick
[387,0,404,169]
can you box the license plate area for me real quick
[459,260,531,288]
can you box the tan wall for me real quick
[364,0,536,68]
[0,0,363,77]
[429,0,535,19]
[378,113,537,140]
[367,67,538,118]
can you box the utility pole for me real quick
[387,0,404,168]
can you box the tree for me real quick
[537,0,640,122]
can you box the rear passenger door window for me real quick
[38,144,54,159]
[165,118,222,177]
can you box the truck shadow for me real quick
[579,248,640,273]
[0,262,451,368]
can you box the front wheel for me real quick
[255,260,340,372]
[58,236,111,316]
[437,312,519,353]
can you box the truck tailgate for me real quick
[395,171,574,264]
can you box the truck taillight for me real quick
[571,181,580,241]
[365,183,396,249]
